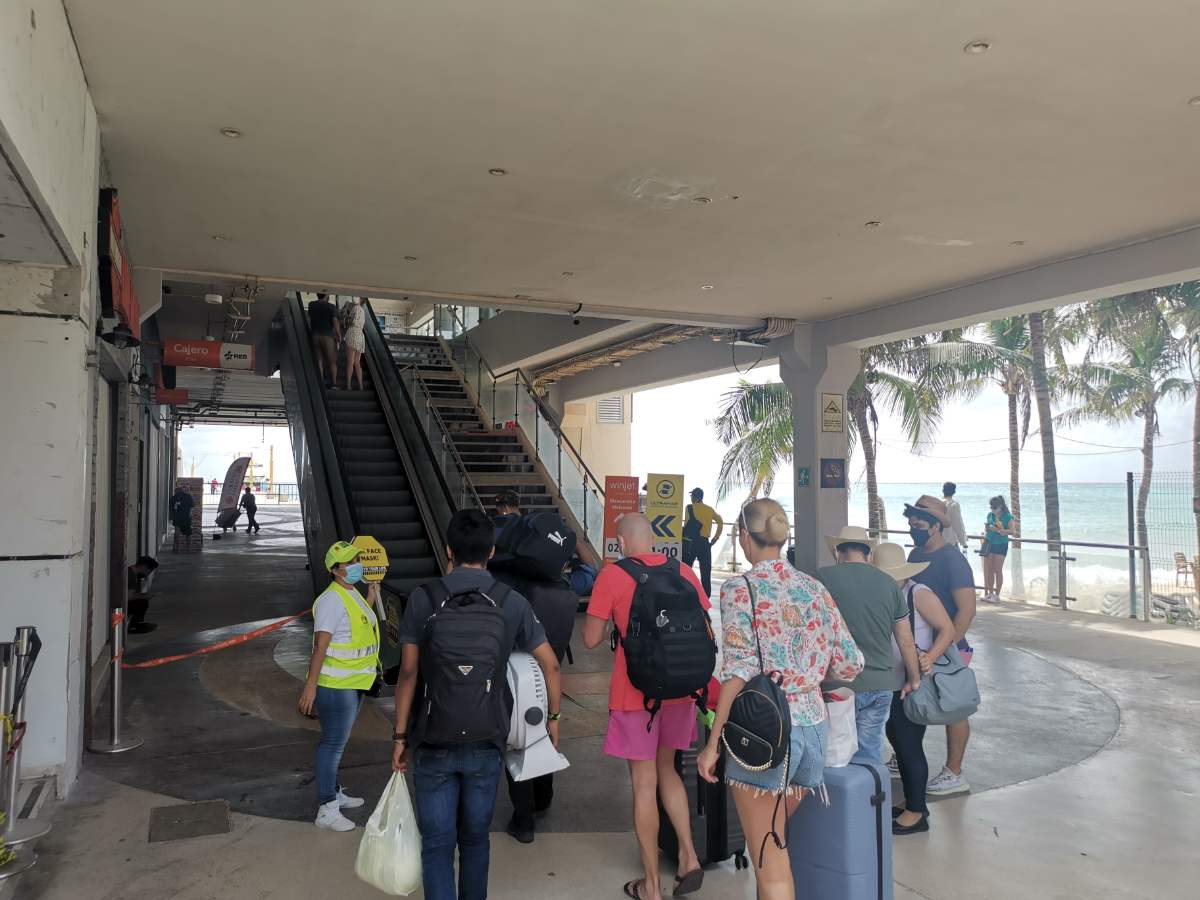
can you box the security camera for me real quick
[573,317,581,326]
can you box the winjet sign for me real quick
[164,339,255,370]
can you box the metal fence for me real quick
[1137,470,1199,626]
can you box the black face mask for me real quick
[910,527,931,548]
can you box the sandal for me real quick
[673,868,704,896]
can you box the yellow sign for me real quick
[646,473,684,557]
[351,535,390,583]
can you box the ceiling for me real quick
[66,1,1200,328]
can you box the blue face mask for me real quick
[344,562,365,584]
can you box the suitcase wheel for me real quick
[734,851,749,871]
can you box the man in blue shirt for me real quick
[903,495,977,798]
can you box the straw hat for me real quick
[871,542,930,583]
[823,525,877,559]
[902,495,951,529]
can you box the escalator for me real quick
[273,295,463,668]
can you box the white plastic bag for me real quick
[355,773,422,896]
[824,687,858,768]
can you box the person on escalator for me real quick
[299,541,381,832]
[342,296,368,391]
[307,293,341,388]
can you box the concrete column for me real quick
[778,326,860,574]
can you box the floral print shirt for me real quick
[720,558,864,726]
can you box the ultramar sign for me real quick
[351,535,390,584]
[646,473,684,559]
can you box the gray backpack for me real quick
[901,585,980,726]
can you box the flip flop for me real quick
[622,879,650,899]
[673,868,704,896]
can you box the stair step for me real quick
[353,490,414,508]
[470,472,547,485]
[345,461,405,478]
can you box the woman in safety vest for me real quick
[299,540,382,831]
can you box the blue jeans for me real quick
[314,686,363,804]
[851,689,893,765]
[413,742,503,900]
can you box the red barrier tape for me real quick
[121,611,310,669]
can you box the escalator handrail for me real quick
[392,362,487,514]
[360,300,452,573]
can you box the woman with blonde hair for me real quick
[698,499,863,900]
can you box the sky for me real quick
[177,423,297,486]
[629,362,1194,510]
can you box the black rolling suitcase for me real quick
[658,725,749,870]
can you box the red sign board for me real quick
[98,189,141,339]
[603,475,641,560]
[163,339,255,370]
[154,388,189,405]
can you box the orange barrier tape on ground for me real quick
[121,611,310,669]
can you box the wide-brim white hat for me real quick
[871,542,930,582]
[823,525,878,559]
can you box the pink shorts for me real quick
[603,704,698,761]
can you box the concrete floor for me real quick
[12,506,1200,898]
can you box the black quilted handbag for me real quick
[720,576,792,771]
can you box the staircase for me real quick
[384,335,581,523]
[323,348,440,595]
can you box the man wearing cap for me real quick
[818,526,921,765]
[903,495,978,796]
[298,540,381,832]
[681,487,724,597]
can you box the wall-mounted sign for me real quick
[163,339,255,370]
[820,458,846,489]
[821,393,844,433]
[98,188,140,338]
[797,466,811,487]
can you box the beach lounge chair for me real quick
[1174,552,1194,588]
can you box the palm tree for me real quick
[1162,281,1200,557]
[1028,310,1063,602]
[713,336,964,532]
[1058,292,1191,557]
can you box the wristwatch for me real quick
[547,712,561,722]
[392,732,406,743]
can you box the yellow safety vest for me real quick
[314,582,380,690]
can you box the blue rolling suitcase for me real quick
[787,762,892,900]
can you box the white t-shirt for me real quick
[892,583,938,688]
[313,584,377,645]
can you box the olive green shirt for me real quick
[817,562,908,693]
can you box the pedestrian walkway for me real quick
[12,510,1200,898]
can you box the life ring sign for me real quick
[350,535,390,583]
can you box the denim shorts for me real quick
[725,718,828,798]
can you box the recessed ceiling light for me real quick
[488,167,508,176]
[710,334,724,342]
[1010,240,1026,246]
[700,284,715,291]
[404,255,419,261]
[963,40,992,54]
[561,271,574,277]
[864,221,882,229]
[514,293,532,300]
[821,296,834,302]
[211,234,228,241]
[692,196,712,204]
[1188,96,1200,107]
[612,360,622,367]
[219,127,243,139]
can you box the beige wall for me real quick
[561,393,633,484]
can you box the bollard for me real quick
[86,611,143,754]
[0,643,37,881]
[1,628,50,846]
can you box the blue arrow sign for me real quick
[651,514,676,538]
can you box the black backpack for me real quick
[616,558,716,727]
[491,512,577,582]
[414,580,511,745]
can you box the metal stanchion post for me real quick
[0,643,37,881]
[87,611,143,754]
[2,628,50,846]
[1140,548,1153,624]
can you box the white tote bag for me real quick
[823,688,858,768]
[355,773,422,896]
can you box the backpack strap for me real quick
[424,579,452,611]
[484,580,511,607]
[614,557,646,580]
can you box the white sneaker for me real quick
[336,788,365,809]
[927,766,970,796]
[886,755,900,776]
[314,800,356,832]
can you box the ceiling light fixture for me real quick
[700,284,715,291]
[100,322,140,350]
[211,234,228,241]
[963,40,992,54]
[612,360,622,367]
[864,221,882,228]
[1010,240,1026,246]
[204,293,224,305]
[488,167,508,176]
[404,255,419,261]
[1189,96,1200,107]
[692,196,712,204]
[219,127,243,139]
[561,271,574,277]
